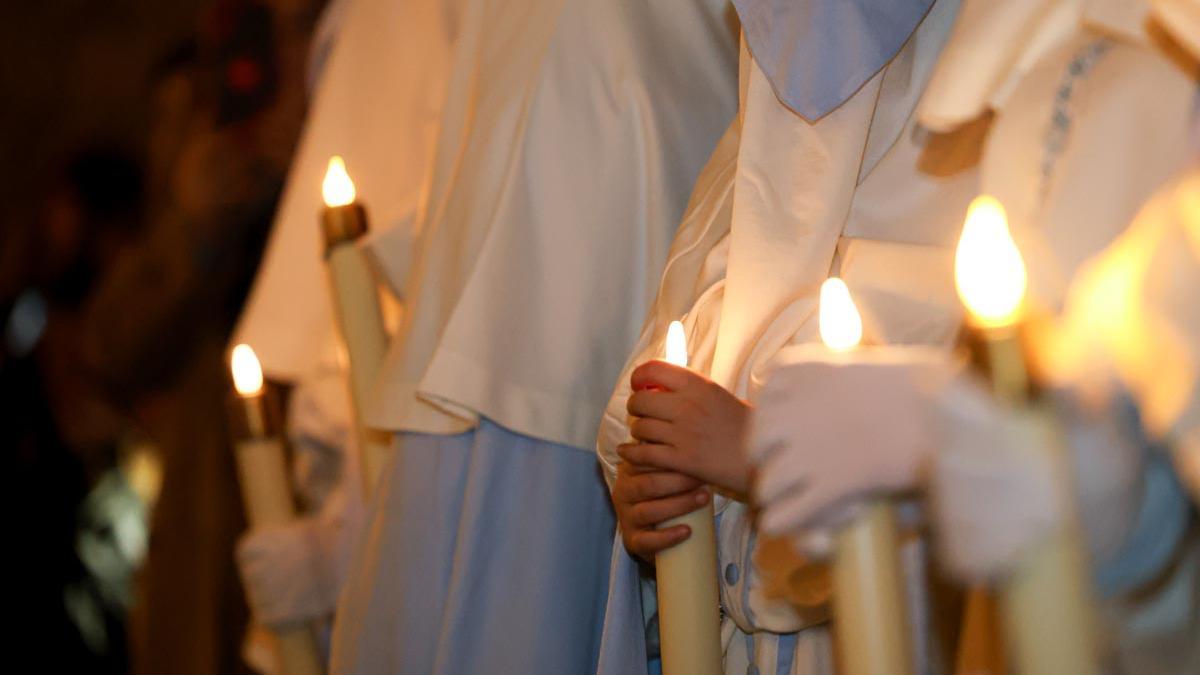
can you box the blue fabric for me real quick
[1090,398,1192,597]
[775,632,798,675]
[1095,453,1190,597]
[330,419,615,674]
[596,536,652,675]
[732,0,935,121]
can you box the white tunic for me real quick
[364,0,740,450]
[598,1,975,671]
[233,0,457,380]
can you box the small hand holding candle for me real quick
[622,361,753,498]
[230,345,324,675]
[618,320,725,675]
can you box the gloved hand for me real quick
[287,370,353,509]
[931,376,1145,584]
[236,517,340,628]
[747,346,951,554]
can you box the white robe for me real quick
[364,0,740,451]
[330,0,739,672]
[233,0,457,381]
[230,1,457,670]
[597,0,977,671]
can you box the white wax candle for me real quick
[231,345,324,675]
[952,196,1099,675]
[818,278,914,675]
[321,156,390,498]
[656,320,723,675]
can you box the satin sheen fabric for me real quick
[732,0,934,121]
[234,0,457,379]
[597,0,975,671]
[364,0,739,451]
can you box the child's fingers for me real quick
[614,462,702,501]
[619,441,689,475]
[628,489,709,527]
[631,359,695,392]
[629,417,675,445]
[627,388,683,421]
[619,460,662,476]
[628,524,691,558]
[616,442,675,471]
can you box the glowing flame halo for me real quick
[955,195,1028,329]
[819,277,863,352]
[665,320,689,368]
[322,156,357,207]
[230,343,265,397]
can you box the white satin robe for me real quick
[597,0,979,671]
[364,0,739,452]
[330,0,739,673]
[233,0,457,381]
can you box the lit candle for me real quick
[321,156,390,497]
[230,345,323,675]
[232,343,269,437]
[818,278,914,675]
[952,196,1100,675]
[954,195,1030,403]
[655,320,723,675]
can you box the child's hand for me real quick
[621,360,753,498]
[612,459,710,562]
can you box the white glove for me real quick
[931,378,1145,584]
[287,370,353,509]
[236,518,339,628]
[748,347,951,552]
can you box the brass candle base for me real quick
[321,203,369,253]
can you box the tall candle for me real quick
[321,156,390,497]
[230,345,324,675]
[819,278,914,675]
[655,320,723,675]
[953,196,1099,675]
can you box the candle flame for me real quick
[665,320,689,368]
[230,343,264,397]
[955,195,1027,328]
[818,277,863,351]
[322,156,357,207]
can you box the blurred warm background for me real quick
[0,1,327,672]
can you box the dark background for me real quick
[0,1,327,672]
